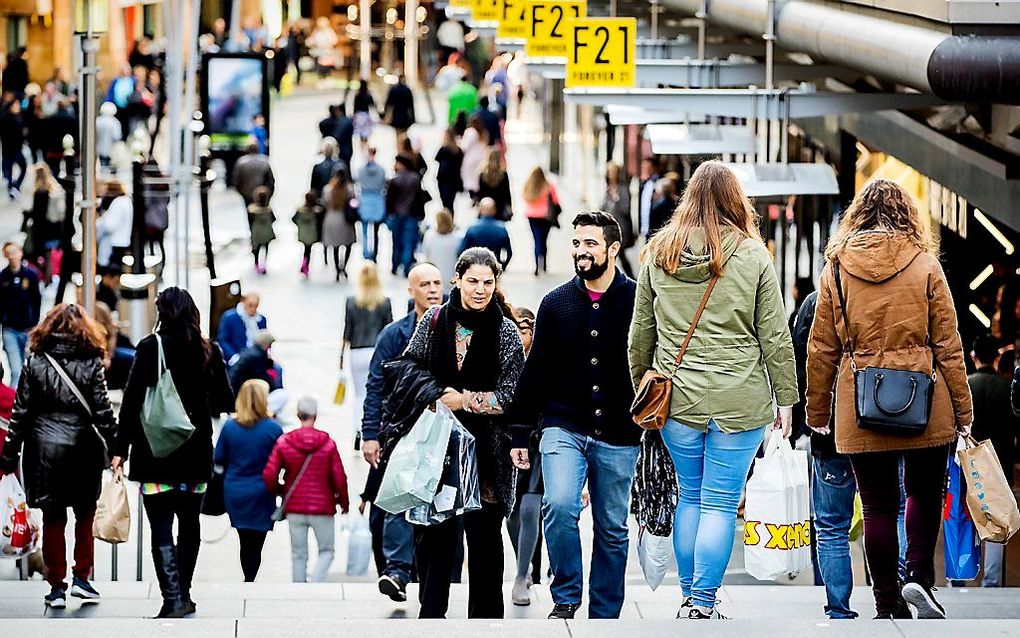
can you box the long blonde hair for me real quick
[640,161,761,276]
[235,379,271,426]
[478,149,504,188]
[521,166,549,203]
[354,262,386,310]
[824,179,937,261]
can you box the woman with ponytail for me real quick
[401,246,525,619]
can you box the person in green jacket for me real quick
[292,190,324,277]
[447,78,478,125]
[247,186,276,275]
[627,161,798,621]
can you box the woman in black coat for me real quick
[0,303,117,608]
[112,287,234,618]
[401,247,525,619]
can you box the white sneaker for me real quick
[512,576,531,606]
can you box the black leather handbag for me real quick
[833,266,934,436]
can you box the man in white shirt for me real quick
[96,189,134,267]
[638,156,661,238]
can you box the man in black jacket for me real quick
[0,99,28,198]
[381,74,415,142]
[511,211,640,619]
[227,331,278,394]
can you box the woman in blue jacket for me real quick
[214,379,283,581]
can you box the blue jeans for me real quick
[382,510,414,582]
[387,215,418,276]
[540,427,639,618]
[3,149,26,191]
[661,418,766,609]
[3,327,28,388]
[812,455,859,619]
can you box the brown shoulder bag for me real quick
[630,275,719,430]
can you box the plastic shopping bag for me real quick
[743,430,812,581]
[345,513,373,576]
[406,417,481,526]
[637,527,674,590]
[958,435,1020,544]
[375,403,455,514]
[1,474,41,558]
[944,444,981,580]
[93,468,131,544]
[630,430,678,537]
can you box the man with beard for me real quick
[510,211,641,619]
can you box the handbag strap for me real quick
[44,353,92,417]
[154,334,168,374]
[280,453,315,510]
[668,274,719,377]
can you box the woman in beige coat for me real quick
[806,179,972,620]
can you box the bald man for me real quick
[217,292,268,366]
[359,262,443,601]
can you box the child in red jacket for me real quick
[262,396,348,582]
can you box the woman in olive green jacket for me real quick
[628,161,798,620]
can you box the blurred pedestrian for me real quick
[233,141,275,207]
[95,179,132,267]
[435,128,464,212]
[311,137,345,198]
[247,186,276,275]
[0,242,41,388]
[0,303,116,609]
[397,248,525,618]
[600,162,634,278]
[96,101,123,169]
[343,263,392,434]
[421,209,463,290]
[322,172,357,280]
[461,198,511,270]
[385,154,425,277]
[334,104,355,169]
[353,82,376,150]
[630,162,797,620]
[215,379,283,582]
[647,174,678,239]
[293,190,324,275]
[263,396,350,582]
[807,179,973,620]
[356,146,386,261]
[447,75,478,125]
[217,292,268,367]
[2,47,29,99]
[0,98,27,198]
[475,149,511,221]
[521,166,557,275]
[228,330,279,394]
[459,115,488,196]
[24,163,64,267]
[381,74,415,143]
[113,288,235,618]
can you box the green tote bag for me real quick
[141,335,196,458]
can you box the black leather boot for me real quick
[152,545,188,618]
[176,538,200,615]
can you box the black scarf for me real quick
[428,288,504,394]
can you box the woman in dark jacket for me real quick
[473,149,512,221]
[214,379,283,582]
[401,247,525,619]
[0,303,117,608]
[112,287,234,618]
[435,127,464,211]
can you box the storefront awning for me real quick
[526,59,847,88]
[606,105,706,125]
[724,162,840,197]
[645,124,755,155]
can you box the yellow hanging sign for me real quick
[497,0,530,38]
[565,17,636,88]
[524,0,587,58]
[450,0,471,7]
[472,0,501,21]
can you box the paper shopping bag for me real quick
[958,436,1020,544]
[93,469,131,544]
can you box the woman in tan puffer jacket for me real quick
[806,179,972,620]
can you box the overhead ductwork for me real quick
[663,0,1020,103]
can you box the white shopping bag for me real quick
[743,430,811,581]
[345,513,373,576]
[636,527,674,590]
[375,404,455,514]
[1,473,42,559]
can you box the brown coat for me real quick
[806,231,972,454]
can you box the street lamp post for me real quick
[196,134,216,279]
[74,0,108,315]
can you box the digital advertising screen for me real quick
[201,53,270,153]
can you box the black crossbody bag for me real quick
[833,265,935,436]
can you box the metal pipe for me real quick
[79,35,99,315]
[404,0,419,87]
[650,0,660,40]
[360,0,371,81]
[763,0,774,91]
[181,0,202,289]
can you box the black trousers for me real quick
[237,529,268,582]
[143,491,203,599]
[416,504,504,618]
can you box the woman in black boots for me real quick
[112,288,234,617]
[399,247,526,618]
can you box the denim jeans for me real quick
[387,215,419,276]
[661,418,766,609]
[3,327,28,388]
[3,150,27,191]
[812,455,859,619]
[288,513,335,582]
[540,426,639,618]
[383,510,414,582]
[983,542,1004,587]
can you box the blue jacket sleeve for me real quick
[361,326,402,441]
[217,313,240,363]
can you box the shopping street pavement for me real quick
[1,84,1017,627]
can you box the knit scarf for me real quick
[428,288,503,394]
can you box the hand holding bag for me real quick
[93,468,131,544]
[958,435,1020,543]
[630,275,719,430]
[141,336,196,457]
[375,403,455,514]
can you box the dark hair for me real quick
[455,247,502,279]
[972,333,1000,365]
[304,190,319,207]
[514,306,535,330]
[156,287,213,363]
[29,303,106,356]
[573,210,622,248]
[253,186,271,207]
